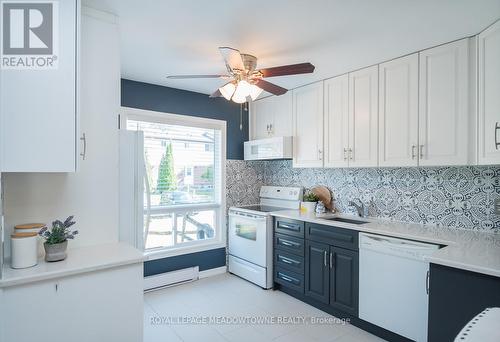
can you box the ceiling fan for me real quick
[167,47,315,103]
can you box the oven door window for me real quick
[235,223,257,241]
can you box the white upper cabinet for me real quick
[249,92,292,140]
[250,96,274,139]
[293,82,324,168]
[272,92,293,137]
[418,38,470,166]
[348,65,379,167]
[0,0,79,172]
[478,20,500,165]
[324,74,349,167]
[378,54,419,167]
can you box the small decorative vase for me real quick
[44,241,68,262]
[315,201,326,214]
[301,201,317,214]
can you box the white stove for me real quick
[228,186,302,289]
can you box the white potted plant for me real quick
[38,216,78,262]
[301,191,319,214]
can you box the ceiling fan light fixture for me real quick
[249,84,263,100]
[219,82,236,101]
[233,80,251,99]
[231,92,247,103]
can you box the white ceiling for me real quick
[83,0,500,96]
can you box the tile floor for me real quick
[144,273,386,342]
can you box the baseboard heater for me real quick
[144,266,199,292]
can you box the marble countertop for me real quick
[0,242,145,288]
[270,210,500,278]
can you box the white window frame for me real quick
[120,107,227,260]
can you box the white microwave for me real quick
[244,136,293,161]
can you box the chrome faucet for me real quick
[348,199,365,217]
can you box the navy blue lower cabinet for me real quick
[428,263,500,342]
[305,240,330,304]
[329,246,359,316]
[274,219,409,342]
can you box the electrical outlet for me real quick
[495,198,500,216]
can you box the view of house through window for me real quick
[127,116,224,251]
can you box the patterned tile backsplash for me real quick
[226,160,500,233]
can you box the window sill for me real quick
[144,240,226,261]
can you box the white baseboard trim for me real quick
[144,266,199,292]
[199,266,227,279]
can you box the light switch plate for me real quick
[495,198,500,215]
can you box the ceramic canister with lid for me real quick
[11,232,38,269]
[14,223,46,257]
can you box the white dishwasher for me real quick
[359,233,439,342]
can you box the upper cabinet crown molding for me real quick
[292,82,324,168]
[378,54,419,167]
[418,38,471,166]
[478,20,500,165]
[0,0,80,172]
[348,65,379,168]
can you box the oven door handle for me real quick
[228,212,267,220]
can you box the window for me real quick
[124,109,226,255]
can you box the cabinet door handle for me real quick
[329,252,333,269]
[411,145,417,160]
[426,270,430,295]
[343,148,348,161]
[495,122,500,150]
[419,145,424,159]
[318,149,323,161]
[80,133,87,160]
[348,148,353,160]
[269,123,273,134]
[324,250,327,267]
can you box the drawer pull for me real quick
[278,222,300,231]
[279,239,299,247]
[278,255,299,265]
[278,272,299,285]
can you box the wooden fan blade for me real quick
[255,79,288,96]
[209,89,222,98]
[258,62,315,78]
[219,47,245,72]
[166,74,229,79]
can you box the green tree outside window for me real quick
[157,143,176,204]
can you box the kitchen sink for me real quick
[323,217,368,225]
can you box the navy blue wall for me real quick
[144,248,226,277]
[121,79,233,276]
[121,78,248,160]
